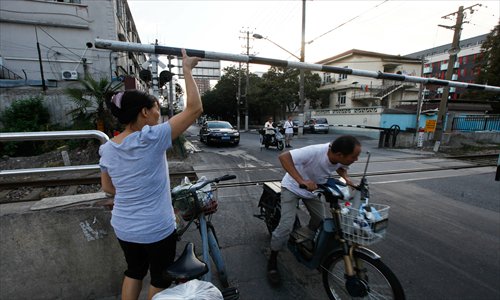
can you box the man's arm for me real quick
[278,151,317,191]
[336,167,354,187]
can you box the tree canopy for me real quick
[201,65,323,126]
[464,23,500,106]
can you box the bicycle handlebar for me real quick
[189,174,236,191]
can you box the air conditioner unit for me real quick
[61,70,78,80]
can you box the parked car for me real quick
[304,118,329,134]
[277,119,300,135]
[199,121,240,146]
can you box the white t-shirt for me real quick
[284,120,294,134]
[264,121,274,134]
[281,143,348,199]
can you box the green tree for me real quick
[0,96,51,156]
[65,74,122,134]
[256,67,322,122]
[201,65,323,125]
[202,66,262,125]
[463,23,500,107]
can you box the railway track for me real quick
[1,154,497,204]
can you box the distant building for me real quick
[195,78,211,95]
[315,49,421,110]
[406,34,488,101]
[0,0,147,126]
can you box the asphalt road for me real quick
[177,126,500,300]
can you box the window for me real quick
[338,66,348,80]
[338,92,346,106]
[324,73,332,84]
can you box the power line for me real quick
[36,26,81,58]
[306,0,389,45]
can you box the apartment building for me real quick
[406,34,487,101]
[0,0,146,125]
[316,49,422,110]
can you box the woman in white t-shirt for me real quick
[283,116,294,148]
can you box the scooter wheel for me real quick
[277,142,284,151]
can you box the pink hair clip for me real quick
[111,92,124,108]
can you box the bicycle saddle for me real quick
[164,242,208,281]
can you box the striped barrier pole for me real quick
[94,39,500,93]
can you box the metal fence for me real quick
[451,115,500,131]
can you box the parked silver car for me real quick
[304,118,329,134]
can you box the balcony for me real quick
[440,63,448,71]
[423,67,433,74]
[351,81,417,102]
[454,62,460,68]
[452,74,458,81]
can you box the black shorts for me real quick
[117,231,177,288]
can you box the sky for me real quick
[127,0,499,73]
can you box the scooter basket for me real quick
[340,203,389,246]
[172,187,218,221]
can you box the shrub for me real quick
[0,96,51,156]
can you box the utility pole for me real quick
[168,55,174,117]
[239,28,253,131]
[237,62,242,130]
[298,0,306,135]
[245,30,250,131]
[35,27,47,92]
[299,0,306,112]
[434,3,482,148]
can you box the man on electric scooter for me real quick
[267,135,361,285]
[264,117,276,145]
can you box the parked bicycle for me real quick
[164,174,239,299]
[256,153,405,299]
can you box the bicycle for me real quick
[256,152,405,299]
[166,174,239,299]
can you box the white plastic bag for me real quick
[152,279,223,300]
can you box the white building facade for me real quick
[0,0,146,126]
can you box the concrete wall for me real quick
[0,86,80,128]
[0,203,124,299]
[394,130,500,148]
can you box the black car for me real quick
[304,118,329,134]
[199,121,240,146]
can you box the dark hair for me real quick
[105,90,158,124]
[330,135,361,155]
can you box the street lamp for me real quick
[253,29,306,135]
[252,34,300,60]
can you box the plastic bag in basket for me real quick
[196,176,214,207]
[152,279,223,300]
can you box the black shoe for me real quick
[267,258,281,286]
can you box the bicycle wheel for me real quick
[207,225,230,288]
[321,251,405,300]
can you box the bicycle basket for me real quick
[172,184,218,221]
[340,203,389,246]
